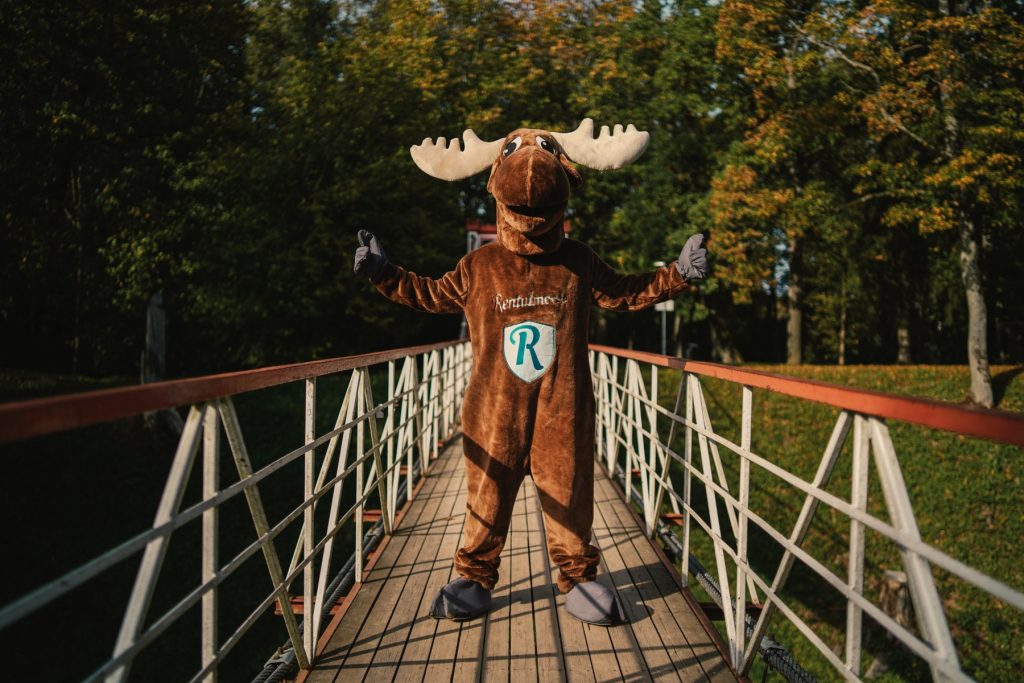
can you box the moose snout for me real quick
[490,146,571,209]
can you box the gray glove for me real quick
[676,233,707,281]
[353,229,389,281]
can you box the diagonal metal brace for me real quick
[359,367,393,536]
[216,397,310,670]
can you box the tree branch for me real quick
[789,21,935,151]
[839,191,896,209]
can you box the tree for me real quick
[0,1,249,374]
[803,0,1024,405]
[711,0,856,364]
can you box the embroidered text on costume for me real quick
[494,292,568,312]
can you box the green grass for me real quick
[648,364,1024,682]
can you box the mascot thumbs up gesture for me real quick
[354,120,706,625]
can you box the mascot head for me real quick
[410,119,650,255]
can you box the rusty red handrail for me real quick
[590,344,1024,447]
[2,341,1020,448]
[0,340,462,445]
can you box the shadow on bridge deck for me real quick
[301,437,737,683]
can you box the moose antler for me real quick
[409,129,503,181]
[551,119,650,170]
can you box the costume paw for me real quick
[353,229,389,281]
[565,581,626,626]
[429,578,492,621]
[676,233,708,281]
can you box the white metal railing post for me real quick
[692,380,759,603]
[627,361,651,524]
[418,352,433,470]
[870,417,961,678]
[312,370,360,634]
[432,350,441,460]
[681,372,694,588]
[646,366,659,537]
[360,367,393,536]
[355,388,365,583]
[650,373,685,537]
[735,386,752,668]
[438,349,447,439]
[386,360,397,522]
[590,351,601,466]
[399,357,415,500]
[288,374,359,580]
[636,363,652,528]
[597,353,607,469]
[690,375,739,660]
[303,378,316,663]
[106,405,205,683]
[445,346,454,435]
[201,405,219,683]
[624,361,636,504]
[408,355,425,483]
[740,411,852,674]
[845,414,869,675]
[608,355,620,474]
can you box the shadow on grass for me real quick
[992,365,1023,408]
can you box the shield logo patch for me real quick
[503,320,556,383]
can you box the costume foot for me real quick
[429,578,492,621]
[565,581,625,626]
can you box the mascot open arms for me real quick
[354,119,707,625]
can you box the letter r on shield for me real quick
[503,321,556,383]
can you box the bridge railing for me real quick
[0,340,471,683]
[589,345,1024,682]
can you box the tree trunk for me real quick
[710,314,744,364]
[142,291,167,384]
[838,276,847,365]
[897,326,912,364]
[960,217,994,406]
[673,309,684,357]
[939,0,993,406]
[784,47,803,365]
[66,167,83,375]
[786,237,802,365]
[594,308,608,344]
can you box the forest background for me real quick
[3,0,1023,406]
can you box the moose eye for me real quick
[537,136,555,153]
[502,136,522,157]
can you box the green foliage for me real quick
[2,0,1023,377]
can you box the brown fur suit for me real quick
[370,126,689,594]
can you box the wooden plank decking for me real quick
[303,437,737,683]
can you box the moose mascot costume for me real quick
[354,119,707,625]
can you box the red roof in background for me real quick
[465,218,497,234]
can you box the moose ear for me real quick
[560,155,583,189]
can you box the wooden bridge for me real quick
[301,437,734,683]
